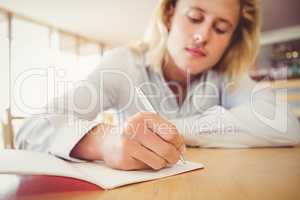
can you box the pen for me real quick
[135,86,186,164]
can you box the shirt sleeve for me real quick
[14,48,132,161]
[170,74,300,148]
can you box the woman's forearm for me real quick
[70,123,114,161]
[170,104,300,148]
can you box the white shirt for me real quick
[15,47,300,161]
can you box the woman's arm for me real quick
[15,48,185,170]
[70,113,185,170]
[170,75,300,148]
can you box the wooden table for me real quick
[1,147,300,200]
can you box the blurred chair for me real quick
[1,108,24,149]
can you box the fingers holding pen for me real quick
[124,112,184,166]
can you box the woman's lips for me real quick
[185,47,207,58]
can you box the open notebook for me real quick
[0,150,204,189]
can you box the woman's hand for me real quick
[71,112,185,170]
[101,112,185,170]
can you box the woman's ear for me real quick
[165,4,175,31]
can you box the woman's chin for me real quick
[176,66,191,76]
[178,65,205,77]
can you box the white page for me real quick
[0,150,88,181]
[72,160,203,189]
[0,150,204,189]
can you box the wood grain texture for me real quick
[1,147,300,200]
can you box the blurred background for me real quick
[0,0,299,149]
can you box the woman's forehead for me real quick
[176,0,240,24]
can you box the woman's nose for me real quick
[193,24,211,45]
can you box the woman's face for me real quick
[166,0,241,75]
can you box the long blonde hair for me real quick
[130,0,261,80]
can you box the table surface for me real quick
[1,146,300,200]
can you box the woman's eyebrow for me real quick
[189,6,206,13]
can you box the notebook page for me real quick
[0,150,204,189]
[0,150,87,180]
[72,160,204,189]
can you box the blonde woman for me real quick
[16,0,300,170]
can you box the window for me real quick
[0,12,103,120]
[0,11,8,149]
[49,31,102,97]
[78,40,102,79]
[56,32,78,82]
[0,12,9,112]
[11,17,50,117]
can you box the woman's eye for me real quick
[188,16,201,23]
[214,24,230,34]
[187,15,204,23]
[214,28,227,34]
